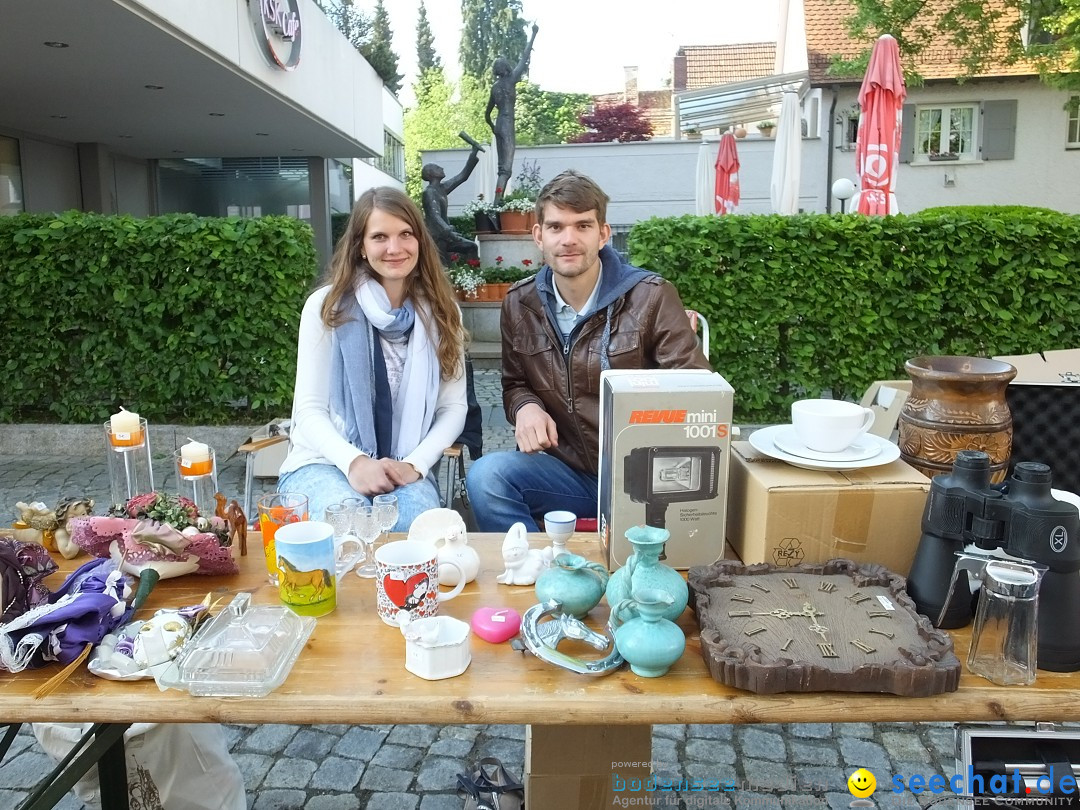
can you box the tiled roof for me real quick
[804,0,1040,84]
[679,43,777,90]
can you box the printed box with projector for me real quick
[598,369,734,571]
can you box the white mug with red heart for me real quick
[374,540,466,626]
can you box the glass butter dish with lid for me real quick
[160,592,315,697]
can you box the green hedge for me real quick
[628,208,1080,423]
[0,211,318,423]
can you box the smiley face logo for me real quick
[848,768,876,798]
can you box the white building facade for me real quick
[1,0,401,267]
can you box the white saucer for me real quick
[748,425,901,471]
[771,426,881,462]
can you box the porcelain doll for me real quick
[496,522,552,586]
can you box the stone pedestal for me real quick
[477,233,542,270]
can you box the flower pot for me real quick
[758,127,775,138]
[499,211,530,235]
[473,212,499,234]
[898,355,1017,483]
[472,282,511,302]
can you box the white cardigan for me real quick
[279,286,467,479]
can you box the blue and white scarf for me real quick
[329,277,439,460]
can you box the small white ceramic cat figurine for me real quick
[496,522,553,586]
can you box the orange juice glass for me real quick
[257,493,309,585]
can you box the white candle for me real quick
[110,407,140,435]
[180,440,210,464]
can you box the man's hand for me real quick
[348,455,418,495]
[514,403,558,453]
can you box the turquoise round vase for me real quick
[611,589,686,678]
[534,553,610,618]
[605,525,688,623]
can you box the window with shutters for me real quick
[1069,96,1080,147]
[914,104,978,162]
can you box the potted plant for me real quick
[757,120,776,138]
[498,196,536,234]
[462,196,500,234]
[469,257,537,301]
[446,255,485,300]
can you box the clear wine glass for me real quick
[352,505,381,578]
[373,493,398,546]
[325,502,357,577]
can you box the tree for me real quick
[570,103,652,143]
[360,0,403,94]
[831,0,1080,91]
[403,73,488,199]
[514,84,590,145]
[459,0,529,80]
[313,0,370,52]
[416,0,442,74]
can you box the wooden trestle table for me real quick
[4,534,1080,808]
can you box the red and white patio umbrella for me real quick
[855,34,907,215]
[714,132,741,214]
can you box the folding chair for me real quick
[685,309,710,359]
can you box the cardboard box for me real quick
[725,441,930,575]
[526,725,652,808]
[599,369,734,571]
[993,349,1080,495]
[859,379,911,439]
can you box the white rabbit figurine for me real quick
[496,522,553,586]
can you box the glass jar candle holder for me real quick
[174,447,219,511]
[103,417,154,506]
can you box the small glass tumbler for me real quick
[325,502,362,577]
[257,492,309,586]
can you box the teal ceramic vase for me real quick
[605,525,688,622]
[611,589,686,677]
[534,553,609,618]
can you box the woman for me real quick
[278,187,468,529]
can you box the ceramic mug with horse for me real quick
[374,540,466,627]
[275,520,357,617]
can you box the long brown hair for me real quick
[321,187,466,380]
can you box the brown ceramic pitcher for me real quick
[898,355,1017,483]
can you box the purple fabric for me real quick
[0,558,133,668]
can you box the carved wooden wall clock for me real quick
[687,559,960,697]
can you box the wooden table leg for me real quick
[526,724,652,807]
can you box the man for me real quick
[465,170,710,531]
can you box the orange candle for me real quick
[109,408,143,447]
[179,440,213,476]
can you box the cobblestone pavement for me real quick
[1,368,970,809]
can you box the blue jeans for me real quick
[278,464,440,531]
[465,450,598,532]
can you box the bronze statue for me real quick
[486,23,538,205]
[421,131,485,266]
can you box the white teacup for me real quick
[543,510,577,546]
[791,399,875,454]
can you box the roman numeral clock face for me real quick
[687,560,962,697]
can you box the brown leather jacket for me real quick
[501,248,710,475]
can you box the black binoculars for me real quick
[907,450,1080,671]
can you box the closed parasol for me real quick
[856,34,906,215]
[714,132,741,215]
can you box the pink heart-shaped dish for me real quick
[470,607,521,644]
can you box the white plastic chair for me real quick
[685,309,710,359]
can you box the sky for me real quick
[354,0,780,103]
